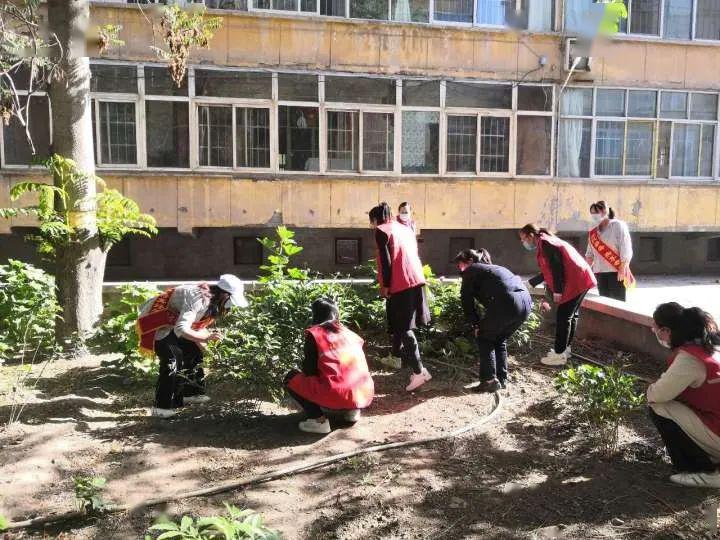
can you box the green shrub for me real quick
[555,363,645,453]
[146,503,280,540]
[73,476,108,514]
[0,259,60,364]
[91,283,159,373]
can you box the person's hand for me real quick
[617,264,627,281]
[207,330,223,342]
[380,287,390,298]
[585,255,593,265]
[552,293,562,304]
[540,301,552,314]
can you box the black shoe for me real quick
[499,380,507,390]
[473,378,501,393]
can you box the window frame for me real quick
[93,95,142,168]
[0,89,53,169]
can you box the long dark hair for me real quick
[205,285,229,318]
[311,298,340,327]
[520,224,552,237]
[590,200,616,219]
[453,248,492,265]
[653,302,720,354]
[368,202,393,225]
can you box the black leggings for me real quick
[649,408,715,473]
[392,330,423,375]
[596,272,626,301]
[555,292,587,354]
[154,332,205,409]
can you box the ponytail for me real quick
[369,202,393,225]
[590,200,616,220]
[453,249,480,265]
[520,224,553,237]
[653,302,720,354]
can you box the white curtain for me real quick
[565,0,605,38]
[476,0,504,24]
[558,89,587,178]
[664,0,693,39]
[528,0,552,31]
[393,0,412,21]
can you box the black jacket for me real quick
[460,263,530,328]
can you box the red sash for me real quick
[136,285,214,356]
[588,227,636,289]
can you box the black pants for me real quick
[393,330,423,375]
[649,408,715,473]
[555,291,587,354]
[154,332,205,409]
[285,385,324,419]
[596,272,626,301]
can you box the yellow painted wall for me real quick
[2,174,719,233]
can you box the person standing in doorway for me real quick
[369,202,432,392]
[585,200,635,301]
[519,224,596,367]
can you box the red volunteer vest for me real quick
[536,233,596,304]
[287,322,374,410]
[668,344,720,436]
[376,221,426,294]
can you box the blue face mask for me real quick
[522,240,536,252]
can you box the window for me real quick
[449,237,475,262]
[671,123,714,177]
[350,0,389,19]
[707,237,720,262]
[363,112,394,171]
[195,70,272,99]
[446,82,511,109]
[320,0,346,15]
[255,0,317,11]
[661,91,688,119]
[446,115,477,173]
[278,73,318,101]
[517,116,552,175]
[391,0,429,22]
[558,118,592,177]
[236,108,271,168]
[146,101,190,168]
[325,76,395,105]
[434,0,472,23]
[476,0,552,31]
[327,110,359,171]
[198,105,233,167]
[596,89,626,116]
[107,238,131,267]
[91,64,137,93]
[144,66,187,96]
[234,237,263,265]
[401,111,439,174]
[629,0,661,35]
[664,0,692,39]
[595,121,625,176]
[98,101,137,165]
[625,121,654,175]
[479,116,509,172]
[697,0,720,40]
[335,238,361,265]
[279,106,319,171]
[628,90,657,117]
[402,80,440,106]
[205,0,249,9]
[518,86,553,111]
[638,237,662,262]
[3,96,51,165]
[690,93,718,121]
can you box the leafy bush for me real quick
[91,283,159,373]
[73,476,108,514]
[555,363,644,453]
[0,259,60,364]
[146,503,280,540]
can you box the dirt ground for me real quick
[1,335,718,540]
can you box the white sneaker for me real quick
[540,349,569,366]
[406,368,432,392]
[670,471,720,488]
[150,407,178,418]
[298,418,331,434]
[184,395,211,404]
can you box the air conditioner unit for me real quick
[564,38,593,73]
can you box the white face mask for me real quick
[591,213,603,224]
[654,328,671,349]
[399,210,412,220]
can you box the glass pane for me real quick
[91,64,137,93]
[672,123,700,177]
[100,102,137,165]
[195,70,272,98]
[517,116,551,175]
[350,0,389,19]
[327,110,360,172]
[320,0,346,15]
[479,116,509,173]
[660,91,688,119]
[236,108,270,168]
[279,106,319,171]
[325,76,395,104]
[476,0,551,30]
[518,86,552,111]
[391,0,429,22]
[205,0,249,9]
[146,101,189,168]
[144,66,187,96]
[434,0,472,22]
[663,0,692,39]
[558,118,591,177]
[301,0,317,11]
[363,112,394,171]
[402,80,440,106]
[255,0,296,9]
[560,88,593,116]
[700,124,715,177]
[656,121,672,178]
[401,111,439,174]
[2,96,50,165]
[628,90,657,117]
[594,121,624,176]
[198,106,233,167]
[446,82,512,108]
[690,93,718,120]
[630,0,661,35]
[446,115,477,173]
[278,74,318,101]
[625,121,653,175]
[696,0,720,40]
[564,0,605,35]
[596,89,626,116]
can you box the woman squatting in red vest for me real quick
[519,224,597,367]
[648,303,720,488]
[285,299,375,434]
[370,202,432,392]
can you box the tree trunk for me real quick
[47,0,103,346]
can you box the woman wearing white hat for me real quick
[137,274,248,418]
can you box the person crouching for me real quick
[137,274,248,418]
[285,299,375,434]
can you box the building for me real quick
[2,0,720,279]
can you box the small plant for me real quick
[0,514,8,531]
[258,226,307,282]
[555,363,645,453]
[152,5,222,88]
[147,503,280,539]
[97,24,125,55]
[73,476,108,515]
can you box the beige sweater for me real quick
[648,350,720,461]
